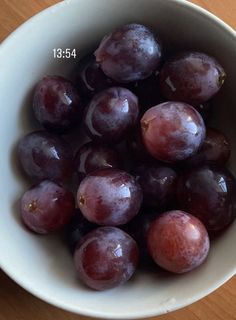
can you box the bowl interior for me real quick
[0,0,236,319]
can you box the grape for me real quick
[177,166,236,231]
[18,131,73,182]
[20,180,75,234]
[147,210,210,273]
[126,127,155,163]
[74,142,119,180]
[74,54,117,97]
[84,87,139,143]
[33,75,83,133]
[124,209,159,265]
[159,52,226,105]
[95,23,162,83]
[65,209,96,253]
[182,128,230,167]
[74,227,139,290]
[141,102,206,162]
[77,169,143,225]
[134,165,177,208]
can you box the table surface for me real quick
[0,0,236,319]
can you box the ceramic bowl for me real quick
[0,0,235,318]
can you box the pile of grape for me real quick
[18,23,235,291]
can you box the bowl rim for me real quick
[0,0,236,319]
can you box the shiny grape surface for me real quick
[141,102,206,162]
[95,23,162,82]
[77,169,143,225]
[74,227,139,290]
[134,165,177,208]
[75,142,119,180]
[177,166,236,231]
[20,180,75,234]
[18,131,73,182]
[33,75,83,133]
[147,210,210,273]
[84,87,139,143]
[159,52,226,105]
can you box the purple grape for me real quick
[33,75,83,133]
[20,180,75,234]
[141,102,206,163]
[177,166,236,231]
[84,87,139,143]
[95,23,162,83]
[147,210,210,273]
[77,169,143,225]
[74,54,117,96]
[74,142,120,180]
[74,227,139,290]
[181,128,230,167]
[134,165,177,209]
[65,209,96,253]
[18,131,73,182]
[159,52,226,105]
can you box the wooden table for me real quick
[0,1,235,319]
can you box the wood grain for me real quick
[0,1,235,320]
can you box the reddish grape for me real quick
[182,128,230,167]
[134,165,177,208]
[84,87,139,143]
[177,166,236,231]
[95,23,162,83]
[74,54,117,96]
[33,75,83,133]
[20,180,75,234]
[159,52,226,105]
[147,210,210,273]
[74,142,119,180]
[141,102,206,163]
[77,169,143,225]
[18,131,73,182]
[65,209,96,253]
[74,227,139,290]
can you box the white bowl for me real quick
[0,0,236,319]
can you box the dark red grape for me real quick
[33,75,83,133]
[177,166,236,231]
[147,210,210,273]
[74,142,119,180]
[141,102,206,163]
[84,87,139,143]
[126,127,155,163]
[134,165,177,208]
[181,128,230,167]
[18,131,73,182]
[124,210,159,265]
[20,180,75,234]
[95,23,162,83]
[74,54,117,97]
[159,52,226,105]
[77,169,143,225]
[65,209,96,253]
[74,226,139,290]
